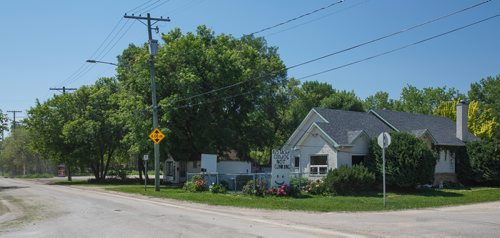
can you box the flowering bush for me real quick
[306,179,326,195]
[267,185,291,197]
[193,179,208,192]
[183,174,208,192]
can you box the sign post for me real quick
[148,128,165,191]
[377,132,391,207]
[271,149,291,187]
[143,154,149,191]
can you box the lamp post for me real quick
[86,59,119,66]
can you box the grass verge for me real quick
[99,185,500,212]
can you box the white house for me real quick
[283,101,477,184]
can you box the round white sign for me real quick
[377,132,391,148]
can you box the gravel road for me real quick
[1,178,499,238]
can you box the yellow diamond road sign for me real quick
[149,128,165,144]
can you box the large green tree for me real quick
[27,95,78,180]
[117,26,288,163]
[27,78,125,180]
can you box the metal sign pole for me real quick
[144,159,148,191]
[143,155,149,191]
[378,132,391,208]
[382,136,386,208]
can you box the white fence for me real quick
[187,172,313,191]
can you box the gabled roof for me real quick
[370,109,476,146]
[313,108,392,145]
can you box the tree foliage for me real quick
[467,139,500,184]
[0,127,53,176]
[27,78,125,180]
[367,132,437,188]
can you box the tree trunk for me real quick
[102,150,113,180]
[67,165,72,181]
[137,156,143,180]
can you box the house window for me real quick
[352,156,365,166]
[310,155,328,175]
[294,157,300,168]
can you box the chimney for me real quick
[456,100,469,141]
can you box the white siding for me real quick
[295,126,337,176]
[435,150,455,173]
[337,135,370,167]
[283,111,327,150]
[337,152,351,167]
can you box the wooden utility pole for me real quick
[6,110,22,129]
[124,13,170,192]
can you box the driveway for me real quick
[1,178,499,237]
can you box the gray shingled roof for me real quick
[371,109,474,146]
[313,108,392,145]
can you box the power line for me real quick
[126,0,154,14]
[297,14,500,80]
[174,13,499,108]
[142,0,172,13]
[170,0,493,105]
[56,0,162,87]
[287,0,493,70]
[135,0,162,14]
[264,0,370,38]
[248,0,345,35]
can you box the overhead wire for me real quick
[57,0,169,87]
[174,13,500,109]
[248,0,345,35]
[170,0,493,106]
[126,0,155,14]
[264,0,370,38]
[287,0,493,70]
[297,13,500,80]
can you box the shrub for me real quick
[467,139,500,184]
[242,178,268,196]
[290,176,309,192]
[323,165,375,194]
[183,174,208,192]
[367,132,437,188]
[210,183,227,194]
[305,179,326,195]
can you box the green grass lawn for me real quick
[95,185,500,212]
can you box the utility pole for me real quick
[124,13,170,192]
[7,110,22,130]
[49,86,77,95]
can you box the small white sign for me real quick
[143,154,149,161]
[272,149,291,187]
[377,132,391,148]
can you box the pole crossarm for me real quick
[124,14,170,23]
[50,87,77,95]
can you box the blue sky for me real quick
[0,0,499,126]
